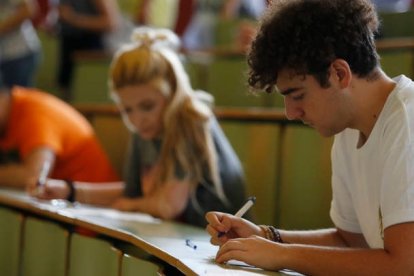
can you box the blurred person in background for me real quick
[0,86,119,190]
[372,0,412,12]
[56,0,120,102]
[35,27,248,227]
[182,0,267,51]
[0,0,41,88]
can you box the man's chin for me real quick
[316,128,340,138]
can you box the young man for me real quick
[0,86,119,190]
[205,0,414,274]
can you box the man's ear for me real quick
[330,59,352,89]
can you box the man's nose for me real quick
[284,99,303,121]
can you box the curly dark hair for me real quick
[248,0,380,92]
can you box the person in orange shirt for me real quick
[0,86,119,190]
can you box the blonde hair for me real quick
[109,27,228,207]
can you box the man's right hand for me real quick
[205,211,263,246]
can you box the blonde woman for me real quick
[35,27,247,227]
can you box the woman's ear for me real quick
[330,59,352,89]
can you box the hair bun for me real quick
[130,27,180,52]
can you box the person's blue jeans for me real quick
[0,51,41,88]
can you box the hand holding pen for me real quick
[33,160,51,196]
[217,196,255,237]
[205,196,263,246]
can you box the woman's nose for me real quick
[128,111,143,129]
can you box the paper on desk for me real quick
[150,238,291,275]
[57,203,161,224]
[226,260,303,275]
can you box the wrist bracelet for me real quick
[259,225,284,243]
[269,226,284,243]
[65,180,76,202]
[259,225,272,240]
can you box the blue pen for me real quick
[185,239,197,250]
[217,196,256,237]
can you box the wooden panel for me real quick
[91,116,130,177]
[0,207,22,276]
[191,58,282,107]
[121,254,162,276]
[278,126,333,229]
[221,122,280,225]
[378,11,414,38]
[380,51,414,79]
[72,60,112,104]
[68,233,122,276]
[21,217,68,276]
[35,31,60,95]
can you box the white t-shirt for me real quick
[330,75,414,248]
[0,0,40,61]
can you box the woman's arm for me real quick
[111,177,191,219]
[73,180,124,206]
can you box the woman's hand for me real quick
[205,211,263,245]
[111,197,137,211]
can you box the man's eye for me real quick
[292,94,304,101]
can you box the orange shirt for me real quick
[0,87,119,182]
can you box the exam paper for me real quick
[226,260,303,275]
[55,202,161,224]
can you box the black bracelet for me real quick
[269,226,284,243]
[65,180,76,202]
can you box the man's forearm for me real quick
[282,243,399,276]
[279,228,351,247]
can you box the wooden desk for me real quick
[74,104,291,124]
[375,37,414,51]
[0,188,301,276]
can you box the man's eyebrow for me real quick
[279,87,301,96]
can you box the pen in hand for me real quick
[217,196,256,237]
[35,160,51,195]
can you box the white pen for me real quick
[218,196,256,237]
[35,160,51,194]
[234,196,256,217]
